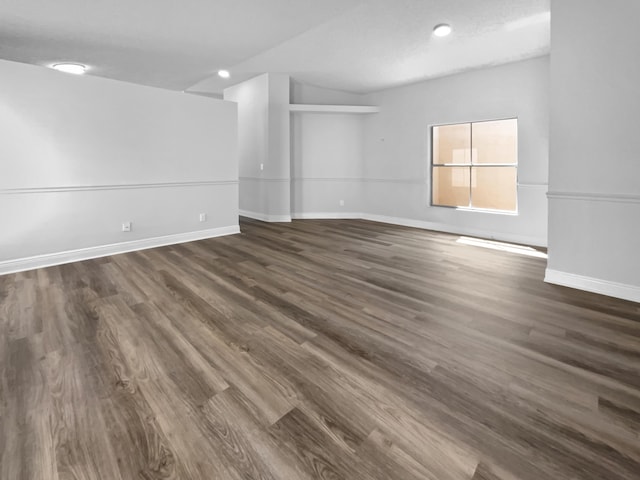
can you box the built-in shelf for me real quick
[289,104,380,114]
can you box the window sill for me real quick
[432,205,519,216]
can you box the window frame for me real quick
[430,117,519,215]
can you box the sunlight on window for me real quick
[432,119,518,212]
[456,236,547,259]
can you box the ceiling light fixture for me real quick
[52,63,87,75]
[218,69,230,79]
[433,24,452,37]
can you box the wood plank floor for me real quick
[1,218,640,480]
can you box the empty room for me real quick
[1,1,639,479]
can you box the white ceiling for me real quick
[0,0,550,95]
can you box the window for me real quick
[431,118,518,212]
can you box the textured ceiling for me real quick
[0,0,360,90]
[190,0,550,95]
[0,0,550,94]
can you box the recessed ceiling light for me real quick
[218,70,230,79]
[52,63,87,75]
[433,24,452,37]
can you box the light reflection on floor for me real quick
[456,236,548,259]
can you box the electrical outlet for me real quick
[339,200,345,207]
[199,213,207,222]
[122,222,132,232]
[260,163,264,171]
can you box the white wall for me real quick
[0,59,238,273]
[223,74,269,216]
[290,82,369,218]
[291,113,364,217]
[546,1,640,302]
[224,73,291,221]
[362,56,550,247]
[268,73,292,218]
[290,81,368,106]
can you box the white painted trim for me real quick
[239,210,292,223]
[287,210,547,246]
[545,269,640,304]
[290,177,426,185]
[547,191,640,204]
[239,177,290,183]
[0,180,237,194]
[518,183,548,189]
[0,225,240,276]
[276,211,547,247]
[291,178,363,183]
[363,178,427,185]
[289,104,379,114]
[292,212,363,220]
[264,177,546,188]
[361,213,547,247]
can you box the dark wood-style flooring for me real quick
[1,218,640,479]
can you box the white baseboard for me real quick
[272,210,546,246]
[0,225,240,276]
[292,212,363,220]
[544,269,640,304]
[239,210,292,223]
[544,268,640,303]
[361,213,547,247]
